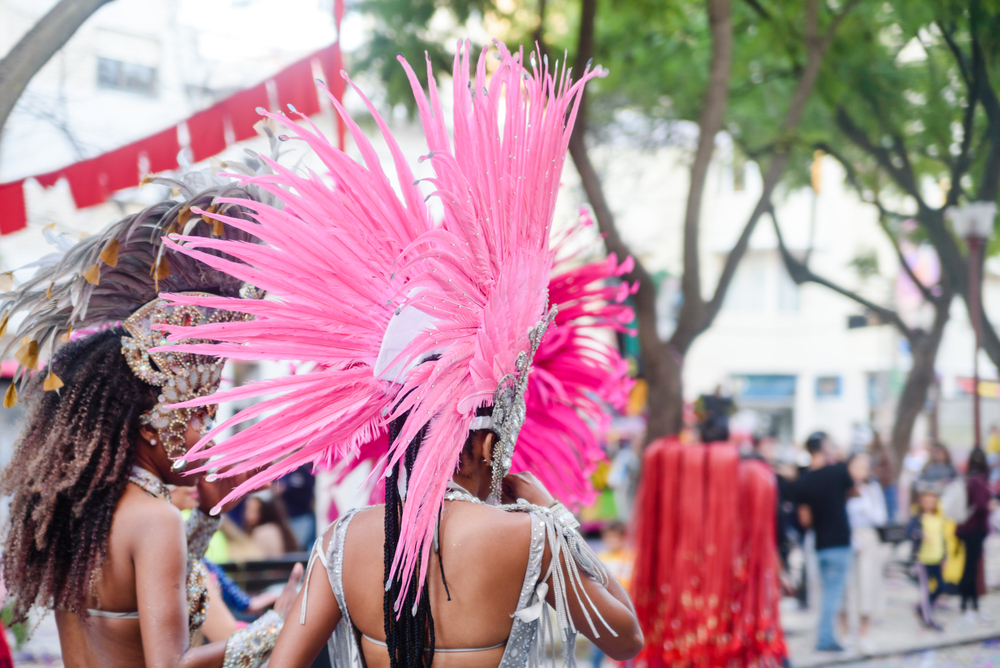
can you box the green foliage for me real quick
[802,1,1000,249]
[351,0,1000,260]
[1,603,27,647]
[848,248,880,281]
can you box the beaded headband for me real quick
[121,287,261,468]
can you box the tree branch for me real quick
[938,21,972,87]
[874,213,939,305]
[969,15,1000,202]
[0,0,114,136]
[811,144,940,305]
[835,107,929,209]
[771,205,915,339]
[741,0,771,21]
[533,0,547,48]
[704,0,850,324]
[678,0,732,330]
[947,81,978,206]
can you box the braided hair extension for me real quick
[383,412,436,668]
[0,328,158,624]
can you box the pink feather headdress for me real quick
[156,41,611,599]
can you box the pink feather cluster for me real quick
[155,40,606,602]
[341,250,638,508]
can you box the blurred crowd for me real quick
[171,464,317,564]
[767,430,1000,654]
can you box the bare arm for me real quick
[201,575,238,643]
[133,503,227,668]
[541,539,643,660]
[268,526,343,668]
[503,473,643,660]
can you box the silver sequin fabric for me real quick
[310,508,570,668]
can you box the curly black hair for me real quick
[0,328,158,623]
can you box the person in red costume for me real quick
[631,396,788,668]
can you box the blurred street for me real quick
[784,581,1000,667]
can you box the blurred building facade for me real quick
[560,134,999,455]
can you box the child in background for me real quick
[907,487,946,631]
[592,522,635,668]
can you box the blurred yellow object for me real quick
[627,378,648,416]
[943,517,964,586]
[181,509,231,563]
[810,149,824,193]
[590,460,611,489]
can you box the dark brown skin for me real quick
[269,433,644,668]
[56,415,303,668]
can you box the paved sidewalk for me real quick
[837,639,1000,668]
[783,575,1000,668]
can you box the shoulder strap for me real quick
[300,508,363,625]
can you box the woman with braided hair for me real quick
[154,42,644,668]
[0,167,301,668]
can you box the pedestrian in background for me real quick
[843,453,887,653]
[957,448,992,623]
[243,494,299,558]
[908,486,946,630]
[920,443,957,485]
[871,444,897,523]
[791,432,864,653]
[590,521,635,668]
[277,463,316,553]
[985,425,1000,471]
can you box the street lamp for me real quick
[946,201,997,449]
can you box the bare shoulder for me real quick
[441,502,533,557]
[116,484,184,548]
[322,505,385,553]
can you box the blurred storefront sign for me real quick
[957,377,1000,398]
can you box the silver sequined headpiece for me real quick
[486,304,557,503]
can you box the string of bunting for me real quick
[0,29,345,236]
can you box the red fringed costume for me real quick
[632,438,786,667]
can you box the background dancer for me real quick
[0,168,300,668]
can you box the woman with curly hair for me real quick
[0,168,300,668]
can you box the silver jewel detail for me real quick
[487,304,557,504]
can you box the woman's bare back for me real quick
[55,485,185,668]
[340,502,533,668]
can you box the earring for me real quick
[149,438,157,445]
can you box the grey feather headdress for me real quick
[0,148,278,408]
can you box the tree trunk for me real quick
[567,0,673,444]
[0,0,114,136]
[648,348,684,439]
[889,293,952,466]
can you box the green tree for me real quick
[354,0,860,442]
[798,1,1000,450]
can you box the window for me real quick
[97,57,157,95]
[776,258,800,312]
[723,253,767,313]
[733,375,797,401]
[816,376,842,398]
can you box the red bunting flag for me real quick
[0,39,346,235]
[0,180,26,235]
